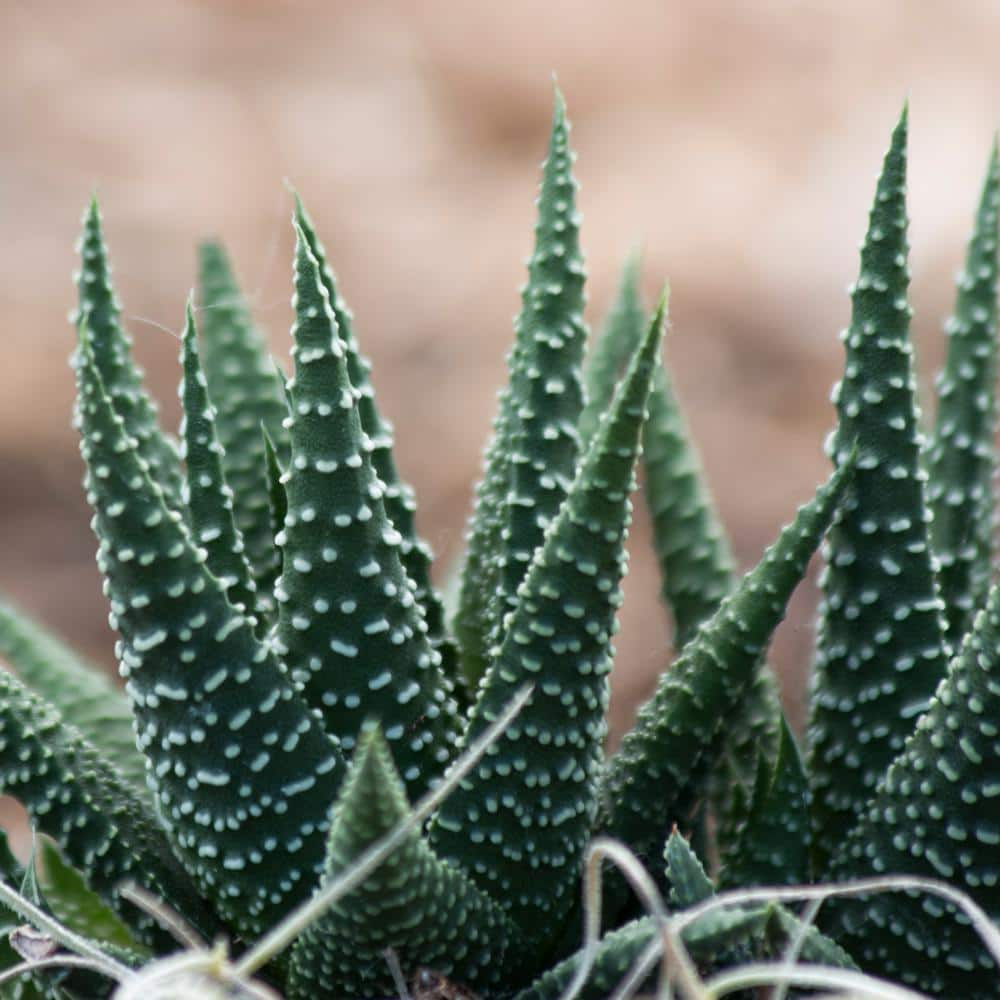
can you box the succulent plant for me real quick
[0,92,998,999]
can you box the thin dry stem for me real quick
[0,953,127,989]
[703,961,930,999]
[560,837,704,1000]
[120,881,206,951]
[0,877,131,981]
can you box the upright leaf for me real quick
[644,363,736,650]
[600,458,852,870]
[642,349,782,854]
[827,573,1000,998]
[722,716,810,888]
[75,331,343,938]
[197,242,288,599]
[259,425,287,601]
[292,195,460,684]
[178,299,259,626]
[588,267,782,852]
[74,198,183,505]
[495,90,589,653]
[578,251,644,447]
[274,226,459,796]
[809,108,950,870]
[454,89,588,689]
[287,727,520,999]
[429,296,664,942]
[0,599,147,796]
[926,141,1000,645]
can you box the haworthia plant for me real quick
[0,93,998,999]
[809,107,952,872]
[925,141,1000,646]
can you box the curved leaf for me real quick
[600,459,852,870]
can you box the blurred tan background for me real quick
[2,0,1000,741]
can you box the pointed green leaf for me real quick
[578,251,644,447]
[722,716,810,888]
[827,572,1000,997]
[257,424,287,604]
[287,726,520,999]
[661,827,762,981]
[453,399,514,690]
[262,426,287,542]
[178,299,260,628]
[512,906,772,1000]
[274,226,459,796]
[642,348,781,854]
[664,828,714,910]
[593,269,781,852]
[455,89,588,689]
[579,267,781,831]
[494,89,589,653]
[197,242,289,596]
[600,458,852,870]
[0,599,147,797]
[75,198,183,505]
[429,295,664,939]
[809,107,951,870]
[926,141,1000,645]
[74,332,344,938]
[292,195,460,683]
[644,363,736,650]
[0,667,221,951]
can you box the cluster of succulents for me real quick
[0,91,997,999]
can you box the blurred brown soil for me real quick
[2,1,999,767]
